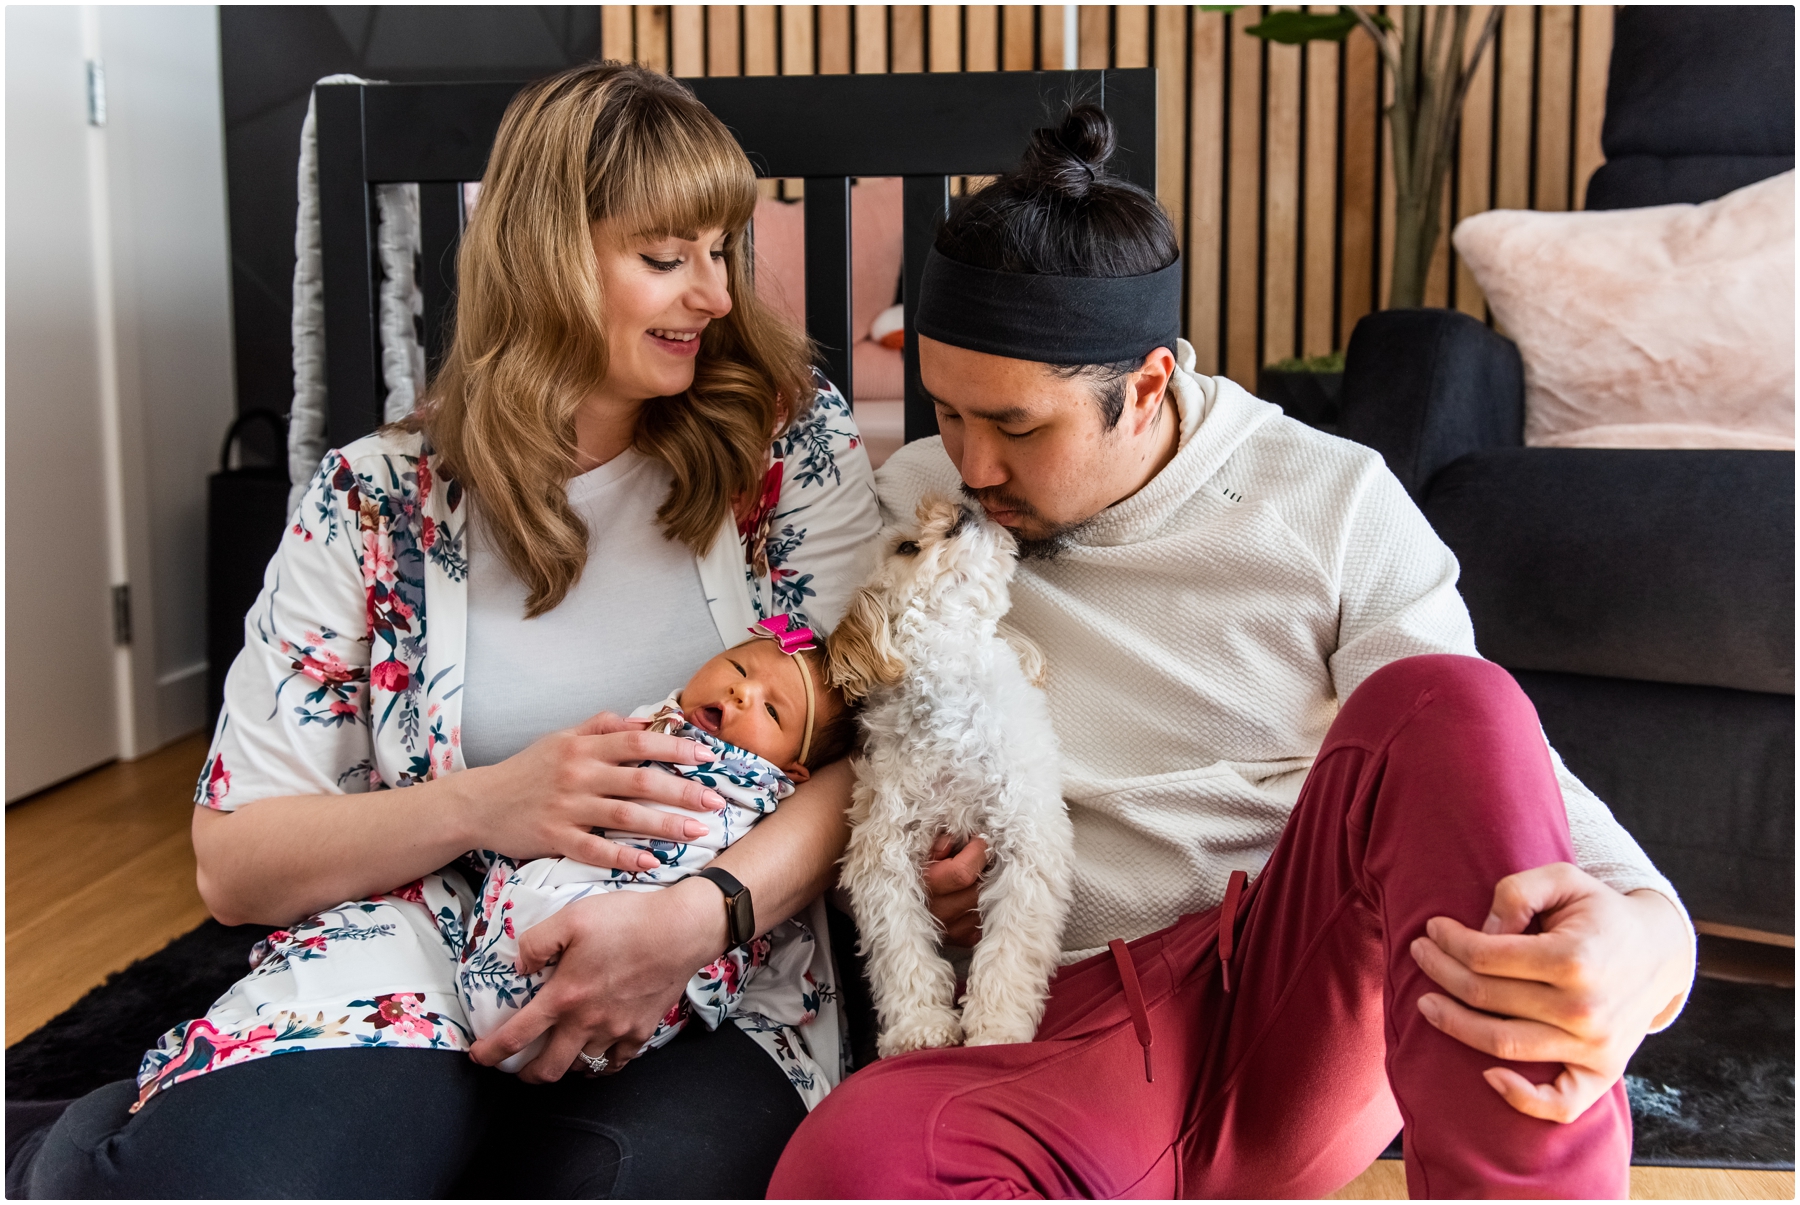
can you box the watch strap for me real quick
[693,866,755,951]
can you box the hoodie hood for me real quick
[1069,339,1282,549]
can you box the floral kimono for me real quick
[139,380,881,1112]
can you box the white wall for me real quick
[5,6,236,798]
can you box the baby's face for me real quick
[679,638,813,773]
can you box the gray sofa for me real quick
[1338,6,1794,935]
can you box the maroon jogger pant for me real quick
[769,655,1632,1199]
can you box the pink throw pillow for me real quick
[1451,171,1794,450]
[854,337,904,402]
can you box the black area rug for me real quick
[1374,975,1793,1169]
[7,921,267,1101]
[1623,976,1794,1168]
[9,925,1794,1171]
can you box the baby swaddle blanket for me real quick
[458,695,821,1073]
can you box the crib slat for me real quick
[901,175,949,444]
[316,83,383,448]
[804,176,855,405]
[322,72,1158,447]
[418,181,464,379]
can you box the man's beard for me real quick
[959,483,1090,561]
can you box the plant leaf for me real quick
[1244,10,1361,44]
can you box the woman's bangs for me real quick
[605,115,757,243]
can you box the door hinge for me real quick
[86,60,107,127]
[112,583,132,646]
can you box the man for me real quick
[771,107,1692,1199]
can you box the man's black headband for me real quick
[913,247,1183,366]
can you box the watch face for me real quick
[730,891,755,946]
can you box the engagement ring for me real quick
[577,1051,610,1076]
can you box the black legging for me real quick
[8,1020,806,1199]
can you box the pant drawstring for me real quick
[1219,869,1249,993]
[1107,939,1155,1083]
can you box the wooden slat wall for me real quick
[601,5,1615,389]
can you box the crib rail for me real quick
[315,69,1157,449]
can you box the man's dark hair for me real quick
[934,104,1180,428]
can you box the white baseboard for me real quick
[151,659,208,750]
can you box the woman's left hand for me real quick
[1409,861,1693,1123]
[469,758,854,1083]
[468,877,726,1083]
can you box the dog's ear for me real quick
[914,494,960,534]
[826,588,905,701]
[999,623,1047,688]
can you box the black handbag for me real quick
[206,410,291,725]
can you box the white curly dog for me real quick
[829,495,1073,1056]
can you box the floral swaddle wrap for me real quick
[459,694,813,1073]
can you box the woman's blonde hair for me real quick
[414,62,813,616]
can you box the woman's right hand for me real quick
[464,712,727,871]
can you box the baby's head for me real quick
[677,618,857,782]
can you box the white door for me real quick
[6,6,121,799]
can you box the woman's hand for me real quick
[925,834,990,948]
[470,758,855,1084]
[465,712,728,872]
[468,877,727,1082]
[1410,862,1694,1123]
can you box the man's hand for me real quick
[924,834,989,948]
[1410,862,1693,1123]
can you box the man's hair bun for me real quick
[935,103,1177,281]
[1019,104,1118,198]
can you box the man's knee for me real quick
[1346,654,1534,734]
[768,1067,937,1198]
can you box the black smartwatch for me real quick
[693,866,755,952]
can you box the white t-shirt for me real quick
[460,449,726,768]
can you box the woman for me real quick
[10,63,879,1198]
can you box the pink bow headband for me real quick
[747,616,820,763]
[750,614,818,656]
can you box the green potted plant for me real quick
[1227,5,1498,424]
[1256,352,1346,431]
[1240,5,1499,309]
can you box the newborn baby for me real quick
[459,616,856,1074]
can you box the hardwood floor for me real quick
[1328,1160,1795,1200]
[6,740,1793,1199]
[6,732,212,1045]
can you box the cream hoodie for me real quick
[875,340,1687,963]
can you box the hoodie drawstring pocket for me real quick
[1218,869,1249,992]
[1108,938,1155,1083]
